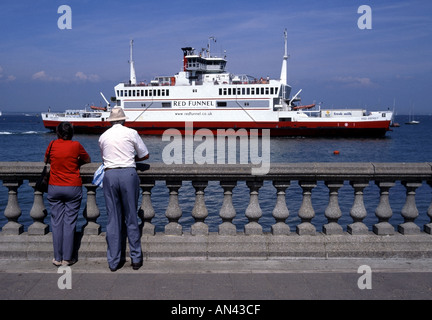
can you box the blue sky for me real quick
[0,0,431,114]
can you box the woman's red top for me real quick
[45,139,90,187]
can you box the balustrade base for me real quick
[271,222,290,235]
[347,222,369,235]
[28,222,49,236]
[296,222,316,236]
[1,222,24,235]
[244,222,263,235]
[82,222,101,236]
[373,222,395,236]
[191,222,209,236]
[2,232,432,261]
[398,222,421,235]
[165,222,182,236]
[218,222,236,236]
[323,222,343,235]
[142,223,155,236]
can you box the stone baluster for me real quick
[2,181,23,235]
[28,185,49,235]
[245,180,263,235]
[398,181,422,234]
[271,181,290,235]
[139,180,156,235]
[373,181,395,235]
[347,181,369,235]
[296,181,317,235]
[191,181,209,235]
[218,181,237,235]
[323,181,344,235]
[82,185,101,235]
[425,181,432,234]
[164,180,183,235]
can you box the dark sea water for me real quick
[0,113,431,233]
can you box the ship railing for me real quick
[1,162,431,238]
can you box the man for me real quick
[98,107,149,271]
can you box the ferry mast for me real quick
[129,40,137,85]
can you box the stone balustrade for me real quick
[1,162,431,238]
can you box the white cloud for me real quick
[75,71,100,82]
[0,66,16,82]
[32,71,62,82]
[333,76,375,88]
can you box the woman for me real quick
[45,122,91,267]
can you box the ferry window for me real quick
[129,90,132,97]
[251,88,255,95]
[149,90,152,97]
[242,88,245,95]
[275,87,278,95]
[161,89,165,96]
[270,88,274,95]
[223,88,227,95]
[247,88,250,95]
[219,88,222,95]
[153,90,157,96]
[133,90,136,97]
[124,90,128,97]
[158,89,161,96]
[228,88,232,95]
[166,89,169,96]
[265,88,269,95]
[237,88,241,95]
[141,90,144,96]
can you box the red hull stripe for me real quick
[42,120,391,137]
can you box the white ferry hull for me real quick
[41,107,392,137]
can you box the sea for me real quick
[0,112,431,233]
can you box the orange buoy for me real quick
[333,150,340,155]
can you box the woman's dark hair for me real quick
[56,122,74,140]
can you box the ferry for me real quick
[41,31,393,137]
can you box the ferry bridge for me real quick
[0,162,431,300]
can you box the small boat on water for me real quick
[405,104,420,125]
[405,120,420,125]
[41,31,393,137]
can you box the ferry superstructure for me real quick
[42,31,393,137]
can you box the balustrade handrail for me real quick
[0,162,431,237]
[1,162,432,182]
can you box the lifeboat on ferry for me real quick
[90,106,107,111]
[291,104,316,111]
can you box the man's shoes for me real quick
[52,259,62,267]
[109,259,126,272]
[62,258,77,266]
[131,260,143,270]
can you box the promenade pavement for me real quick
[1,257,431,303]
